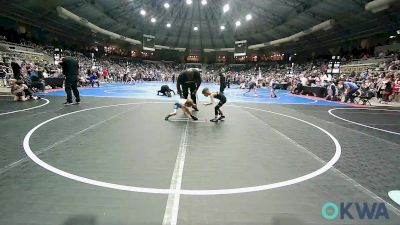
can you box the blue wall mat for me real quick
[43,82,347,107]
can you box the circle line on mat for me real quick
[328,108,400,135]
[0,98,50,116]
[23,102,341,195]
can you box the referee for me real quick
[60,51,80,105]
[219,71,226,94]
[177,69,201,111]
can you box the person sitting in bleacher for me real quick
[11,61,21,80]
[381,74,393,103]
[291,78,303,95]
[29,68,46,93]
[356,81,375,105]
[0,62,7,87]
[326,80,339,101]
[78,74,89,87]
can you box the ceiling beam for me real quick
[150,0,174,36]
[0,10,91,46]
[204,5,216,48]
[173,5,189,47]
[185,2,195,49]
[197,2,204,50]
[159,2,184,46]
[5,4,90,38]
[281,0,326,21]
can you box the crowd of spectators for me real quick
[202,56,400,103]
[285,56,400,103]
[73,55,184,86]
[1,31,399,104]
[2,51,399,103]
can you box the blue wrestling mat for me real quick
[43,82,347,106]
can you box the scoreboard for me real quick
[234,40,247,57]
[327,56,341,75]
[54,48,62,65]
[143,34,155,51]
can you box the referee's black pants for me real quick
[182,83,197,104]
[65,79,80,103]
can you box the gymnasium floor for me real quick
[0,83,399,225]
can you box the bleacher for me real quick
[340,56,393,74]
[0,41,53,63]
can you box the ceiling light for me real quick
[246,14,252,21]
[166,23,171,28]
[389,35,396,39]
[151,18,156,23]
[235,20,241,27]
[194,26,198,31]
[201,0,207,5]
[223,4,229,13]
[164,2,170,9]
[220,25,225,30]
[186,0,192,5]
[140,9,146,16]
[397,30,400,35]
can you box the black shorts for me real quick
[217,98,226,107]
[161,85,170,92]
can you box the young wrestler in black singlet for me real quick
[202,88,227,122]
[157,85,175,97]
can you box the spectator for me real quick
[300,75,308,86]
[11,60,21,80]
[326,81,338,101]
[219,71,226,94]
[381,75,393,103]
[339,80,359,103]
[393,74,400,102]
[0,63,7,87]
